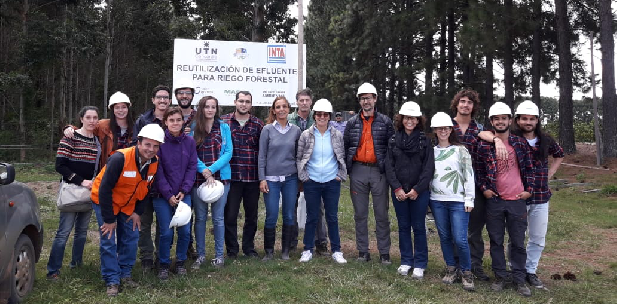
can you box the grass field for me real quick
[15,163,617,304]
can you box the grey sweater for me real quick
[258,123,302,180]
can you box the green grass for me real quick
[25,178,617,304]
[14,162,58,182]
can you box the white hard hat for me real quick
[169,201,192,228]
[515,100,539,116]
[399,101,422,117]
[197,180,224,203]
[138,123,165,143]
[108,91,131,109]
[430,112,454,127]
[312,99,333,113]
[488,102,512,118]
[357,83,377,96]
[174,78,195,94]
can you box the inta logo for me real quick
[267,45,286,63]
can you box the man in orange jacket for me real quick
[91,123,164,297]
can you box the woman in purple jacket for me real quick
[152,106,197,280]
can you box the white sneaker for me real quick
[411,268,425,280]
[397,265,412,276]
[332,252,347,264]
[191,256,205,270]
[299,250,313,262]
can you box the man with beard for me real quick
[476,102,535,297]
[344,83,394,264]
[449,89,489,281]
[288,88,329,256]
[221,91,264,258]
[132,85,171,271]
[481,100,564,289]
[174,79,197,133]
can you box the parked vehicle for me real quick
[0,163,44,304]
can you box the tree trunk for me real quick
[67,47,74,123]
[424,28,433,97]
[439,17,447,96]
[503,0,514,108]
[252,1,266,42]
[485,52,494,125]
[19,0,29,161]
[50,67,55,151]
[531,0,542,109]
[600,0,617,157]
[554,0,576,153]
[103,0,114,118]
[447,8,455,95]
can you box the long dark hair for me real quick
[193,96,220,145]
[109,102,134,150]
[394,114,426,132]
[511,117,551,160]
[266,96,290,124]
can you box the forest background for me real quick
[0,0,615,161]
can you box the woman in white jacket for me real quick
[429,112,475,291]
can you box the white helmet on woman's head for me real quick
[430,112,453,128]
[108,91,131,109]
[197,180,225,203]
[399,101,422,117]
[515,100,539,117]
[488,102,512,118]
[138,123,165,143]
[312,99,333,113]
[169,201,192,228]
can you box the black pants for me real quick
[224,181,260,255]
[486,197,528,283]
[467,187,487,267]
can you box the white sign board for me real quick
[173,39,306,107]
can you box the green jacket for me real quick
[288,110,314,132]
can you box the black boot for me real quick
[262,227,276,261]
[281,225,292,260]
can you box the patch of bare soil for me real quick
[27,181,59,201]
[558,143,617,184]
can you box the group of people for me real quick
[47,80,563,298]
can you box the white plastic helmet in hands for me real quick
[137,123,165,143]
[398,101,422,117]
[430,112,454,127]
[197,180,224,203]
[488,102,512,118]
[169,201,191,228]
[515,100,539,117]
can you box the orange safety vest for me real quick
[91,147,158,216]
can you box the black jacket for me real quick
[384,129,435,194]
[131,109,163,146]
[343,111,394,174]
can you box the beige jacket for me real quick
[296,125,347,182]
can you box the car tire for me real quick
[8,234,35,304]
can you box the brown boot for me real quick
[106,284,119,297]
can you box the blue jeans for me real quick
[46,209,92,275]
[192,183,230,259]
[392,190,429,268]
[526,202,549,274]
[92,202,140,286]
[302,179,342,252]
[430,200,472,271]
[153,195,192,266]
[264,175,298,229]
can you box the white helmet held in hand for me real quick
[430,112,453,127]
[312,99,333,113]
[399,101,422,117]
[488,102,512,118]
[197,180,224,203]
[169,201,192,228]
[138,124,165,143]
[108,91,131,109]
[515,100,539,117]
[357,83,377,96]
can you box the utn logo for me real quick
[195,41,218,62]
[267,45,286,64]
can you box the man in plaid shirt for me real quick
[484,100,564,290]
[476,102,535,297]
[450,89,490,281]
[221,91,264,258]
